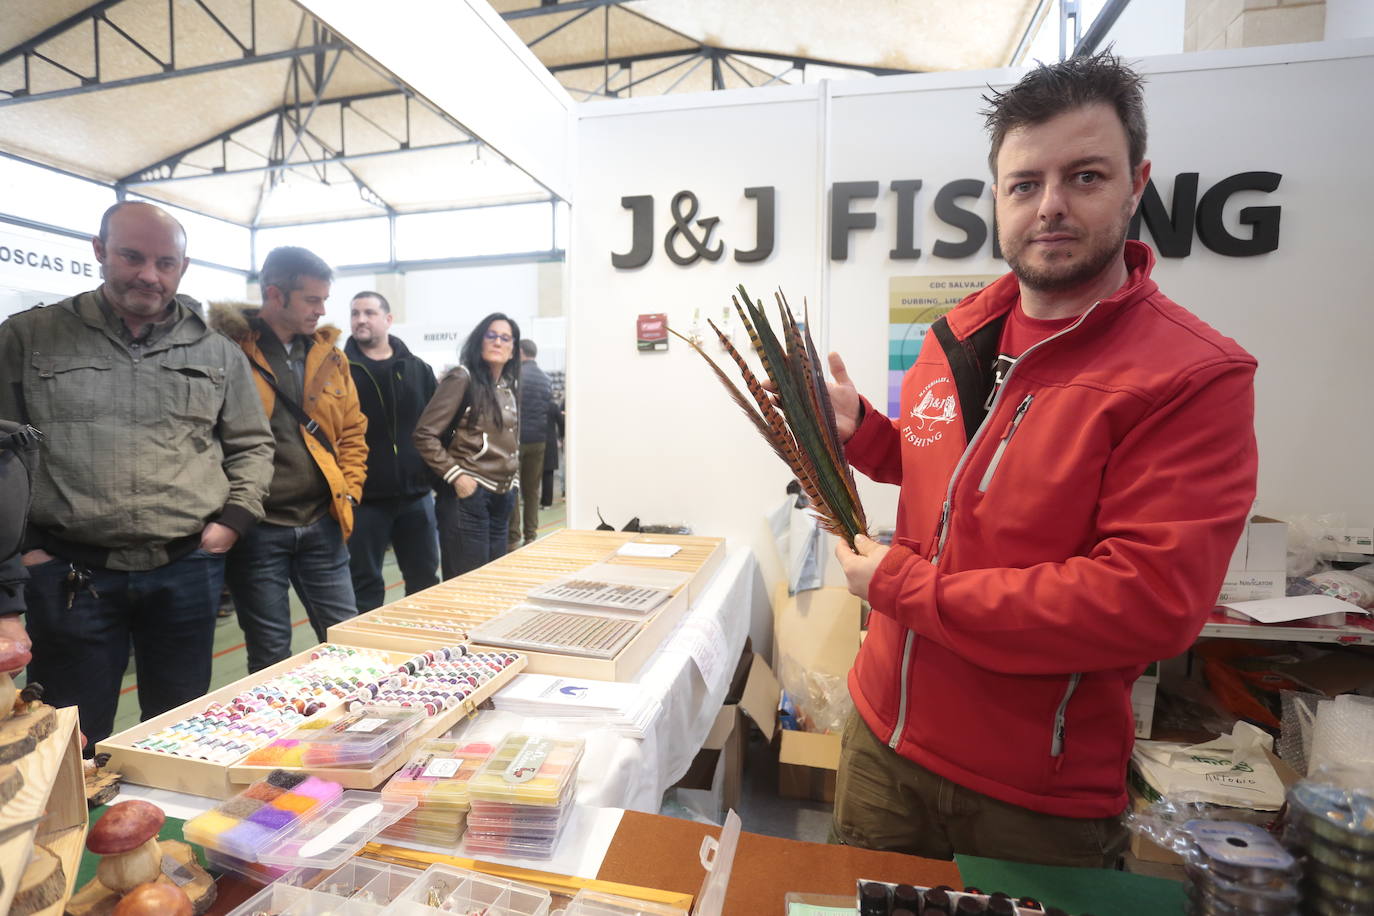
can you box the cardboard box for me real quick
[778,729,841,802]
[770,586,858,802]
[1131,663,1160,739]
[1220,516,1287,603]
[1219,570,1286,604]
[1322,527,1374,556]
[671,650,780,822]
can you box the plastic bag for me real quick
[1287,513,1344,578]
[1131,722,1289,811]
[1307,569,1374,609]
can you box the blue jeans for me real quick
[225,514,358,673]
[348,494,440,613]
[436,487,515,579]
[24,548,225,749]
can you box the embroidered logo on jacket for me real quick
[902,377,957,448]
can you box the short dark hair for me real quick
[260,246,332,300]
[981,49,1147,178]
[519,339,537,358]
[351,290,390,313]
[98,200,186,247]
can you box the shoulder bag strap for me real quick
[249,359,337,458]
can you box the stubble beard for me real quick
[1004,200,1135,293]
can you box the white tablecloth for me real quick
[121,546,763,854]
[449,545,761,811]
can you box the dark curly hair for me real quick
[981,49,1147,178]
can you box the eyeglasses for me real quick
[484,331,513,344]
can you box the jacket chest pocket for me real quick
[30,354,113,421]
[160,357,224,424]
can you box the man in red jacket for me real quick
[830,51,1257,866]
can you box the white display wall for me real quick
[568,40,1374,592]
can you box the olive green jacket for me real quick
[0,290,275,570]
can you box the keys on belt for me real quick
[64,565,98,609]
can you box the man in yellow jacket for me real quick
[212,247,368,672]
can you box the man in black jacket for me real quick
[508,339,553,549]
[345,291,440,611]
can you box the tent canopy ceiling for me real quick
[0,0,553,228]
[1,0,1045,228]
[496,0,1047,97]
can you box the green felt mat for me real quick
[956,854,1187,915]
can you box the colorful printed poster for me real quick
[887,275,1000,415]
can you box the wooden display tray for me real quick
[96,644,519,800]
[0,705,85,916]
[328,531,726,681]
[226,651,524,790]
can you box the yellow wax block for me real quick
[184,810,238,842]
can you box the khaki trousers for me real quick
[831,711,1128,868]
[507,441,547,547]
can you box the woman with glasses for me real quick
[414,313,522,578]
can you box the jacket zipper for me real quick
[977,395,1033,493]
[888,304,1099,751]
[1051,672,1082,764]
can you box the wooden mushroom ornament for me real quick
[111,882,193,916]
[87,800,166,894]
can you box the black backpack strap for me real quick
[930,314,1007,444]
[249,359,337,458]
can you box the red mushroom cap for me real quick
[86,800,166,854]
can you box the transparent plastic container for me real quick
[257,790,418,870]
[305,861,423,906]
[244,706,426,769]
[185,770,345,860]
[382,739,495,810]
[204,847,292,885]
[461,830,562,860]
[467,734,584,807]
[468,793,573,822]
[560,889,688,916]
[380,863,551,916]
[226,882,308,916]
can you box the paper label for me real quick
[422,758,462,779]
[503,736,553,783]
[674,616,728,686]
[346,717,387,733]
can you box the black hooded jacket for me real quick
[345,335,438,501]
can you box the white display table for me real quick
[121,546,761,863]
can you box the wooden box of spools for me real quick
[328,530,727,681]
[0,704,86,916]
[96,645,523,800]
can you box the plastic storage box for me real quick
[379,863,551,916]
[381,739,495,845]
[187,770,417,874]
[467,735,584,807]
[242,706,425,769]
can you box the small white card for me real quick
[1222,594,1366,624]
[421,758,462,779]
[616,542,682,558]
[346,717,387,733]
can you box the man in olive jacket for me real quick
[0,201,274,747]
[211,246,368,672]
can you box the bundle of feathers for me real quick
[672,285,869,548]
